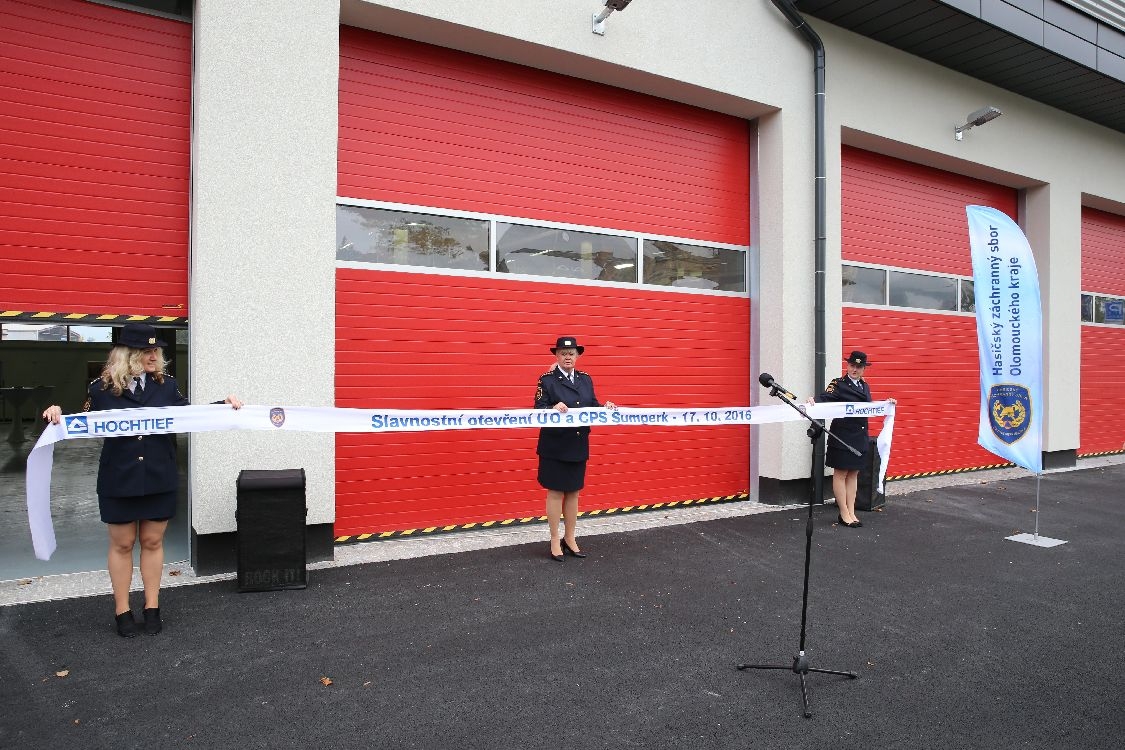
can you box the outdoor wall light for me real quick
[592,0,633,35]
[955,106,1003,141]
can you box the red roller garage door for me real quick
[1079,207,1125,456]
[0,0,191,319]
[842,147,1018,478]
[336,27,752,537]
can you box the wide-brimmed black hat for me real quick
[118,323,167,349]
[550,336,584,355]
[845,350,871,367]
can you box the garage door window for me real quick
[337,202,749,294]
[496,224,637,283]
[642,240,745,292]
[844,263,974,314]
[337,206,489,271]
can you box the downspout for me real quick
[770,0,827,496]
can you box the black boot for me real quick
[142,607,162,635]
[115,611,138,638]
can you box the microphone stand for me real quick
[737,383,863,718]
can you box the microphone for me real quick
[758,372,798,400]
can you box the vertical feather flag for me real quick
[966,205,1043,473]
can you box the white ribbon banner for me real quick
[27,401,895,560]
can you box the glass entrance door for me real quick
[0,323,189,581]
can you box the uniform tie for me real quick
[133,376,144,394]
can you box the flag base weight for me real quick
[1005,532,1067,548]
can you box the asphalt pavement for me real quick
[2,462,1123,749]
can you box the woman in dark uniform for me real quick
[42,323,242,637]
[809,350,894,528]
[534,336,616,561]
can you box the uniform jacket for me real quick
[815,375,872,452]
[534,366,602,462]
[86,373,189,498]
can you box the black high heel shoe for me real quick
[837,514,862,528]
[549,544,564,562]
[561,540,587,558]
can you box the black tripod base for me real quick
[737,652,857,718]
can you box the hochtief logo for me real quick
[65,416,88,435]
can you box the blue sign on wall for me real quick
[1105,299,1124,324]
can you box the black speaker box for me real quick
[855,438,886,512]
[236,468,308,592]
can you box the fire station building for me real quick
[2,0,1124,576]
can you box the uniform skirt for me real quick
[825,430,870,470]
[99,490,177,524]
[537,457,587,492]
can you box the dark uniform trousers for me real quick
[535,367,602,462]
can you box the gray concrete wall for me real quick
[189,0,339,534]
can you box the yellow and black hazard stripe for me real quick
[0,311,188,327]
[334,492,751,544]
[1076,449,1125,458]
[885,463,1013,481]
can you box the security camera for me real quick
[605,0,633,9]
